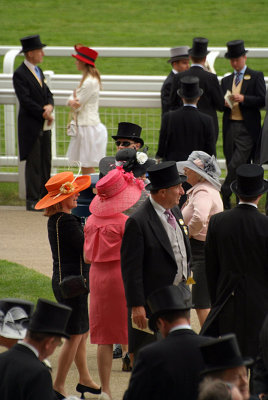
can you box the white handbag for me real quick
[67,112,78,137]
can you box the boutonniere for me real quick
[186,276,196,285]
[244,75,251,80]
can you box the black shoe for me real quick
[122,353,132,372]
[26,200,43,212]
[113,345,122,359]
[76,383,101,398]
[54,391,65,400]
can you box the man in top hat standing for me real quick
[0,298,71,400]
[220,40,266,210]
[201,164,268,362]
[169,37,224,141]
[13,35,54,211]
[156,76,216,162]
[123,285,211,400]
[121,161,191,359]
[111,122,144,151]
[199,334,255,400]
[161,46,190,115]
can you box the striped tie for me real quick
[235,71,242,86]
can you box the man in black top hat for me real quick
[121,161,191,359]
[199,334,255,400]
[111,122,144,151]
[123,285,211,400]
[156,76,216,162]
[0,298,71,400]
[220,40,266,210]
[161,46,190,115]
[13,35,54,211]
[169,37,224,141]
[201,164,268,363]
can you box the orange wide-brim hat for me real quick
[35,171,91,210]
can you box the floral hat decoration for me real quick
[90,167,144,217]
[35,171,91,210]
[99,147,156,178]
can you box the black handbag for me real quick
[56,215,88,299]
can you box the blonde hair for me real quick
[80,64,102,89]
[44,202,63,217]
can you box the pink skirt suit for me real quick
[84,213,128,344]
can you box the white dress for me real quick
[67,75,107,167]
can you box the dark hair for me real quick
[191,56,206,63]
[150,189,160,195]
[158,309,190,323]
[27,331,55,342]
[183,97,199,103]
[239,195,259,203]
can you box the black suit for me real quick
[13,62,54,204]
[202,204,268,359]
[161,71,176,115]
[123,329,211,400]
[121,198,191,353]
[220,67,266,199]
[156,105,216,161]
[0,343,56,400]
[169,66,224,139]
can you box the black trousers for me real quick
[221,121,253,199]
[25,130,51,203]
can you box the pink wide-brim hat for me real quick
[90,167,144,217]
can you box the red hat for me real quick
[35,171,91,210]
[72,44,98,67]
[90,167,144,217]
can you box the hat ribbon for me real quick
[76,50,95,63]
[52,165,82,199]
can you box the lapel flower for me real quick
[59,182,75,194]
[136,152,148,165]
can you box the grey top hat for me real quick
[176,151,221,191]
[225,40,248,59]
[177,76,203,99]
[147,285,192,332]
[189,37,209,58]
[200,334,253,375]
[167,46,189,63]
[27,298,72,339]
[231,164,268,198]
[146,161,187,191]
[20,35,46,54]
[0,298,34,340]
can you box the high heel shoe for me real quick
[54,390,65,400]
[122,353,132,372]
[76,383,101,398]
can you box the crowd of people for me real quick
[1,33,268,400]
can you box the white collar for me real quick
[238,201,257,208]
[150,195,166,214]
[169,324,191,333]
[24,59,37,73]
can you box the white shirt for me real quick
[169,324,191,334]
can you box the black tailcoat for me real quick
[123,329,211,400]
[169,66,224,138]
[202,204,268,359]
[156,105,216,160]
[0,343,56,400]
[13,62,54,161]
[221,67,266,148]
[161,71,176,115]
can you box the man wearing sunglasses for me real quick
[112,122,144,150]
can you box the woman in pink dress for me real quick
[84,167,143,400]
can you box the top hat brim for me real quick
[72,53,96,67]
[230,179,268,198]
[201,356,254,376]
[224,49,248,59]
[20,43,46,54]
[112,135,144,147]
[177,87,203,99]
[167,55,189,63]
[146,174,187,191]
[99,156,116,176]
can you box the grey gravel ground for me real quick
[0,206,200,400]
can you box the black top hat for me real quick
[147,285,192,332]
[168,46,189,63]
[20,35,46,54]
[225,40,248,59]
[177,76,203,99]
[27,298,72,339]
[146,161,187,191]
[230,164,268,198]
[0,298,34,318]
[111,122,144,147]
[99,148,156,178]
[200,334,253,375]
[189,37,209,58]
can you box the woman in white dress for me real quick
[67,45,107,174]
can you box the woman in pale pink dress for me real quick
[84,167,143,400]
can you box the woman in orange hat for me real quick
[66,44,107,175]
[84,167,144,400]
[35,172,101,399]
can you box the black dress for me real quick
[48,212,89,335]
